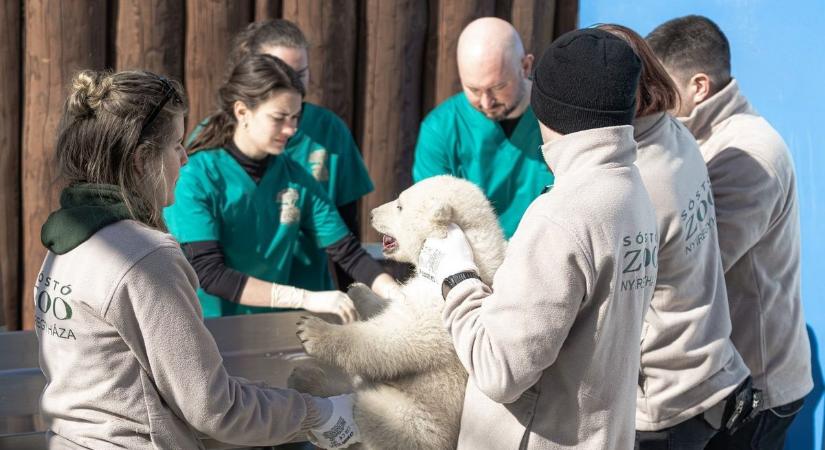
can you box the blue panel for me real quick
[579,2,825,449]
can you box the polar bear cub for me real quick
[289,175,506,450]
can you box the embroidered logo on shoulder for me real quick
[277,188,301,225]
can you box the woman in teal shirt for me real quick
[228,19,376,292]
[164,54,399,320]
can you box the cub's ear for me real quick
[431,201,453,225]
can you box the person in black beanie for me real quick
[415,28,660,449]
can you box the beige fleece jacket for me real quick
[680,79,812,409]
[444,125,658,450]
[34,220,321,449]
[633,112,749,430]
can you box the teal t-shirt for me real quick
[284,103,374,291]
[412,93,554,238]
[163,148,350,317]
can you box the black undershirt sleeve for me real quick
[181,241,248,304]
[182,234,383,301]
[325,233,384,288]
[330,201,361,288]
[337,201,360,235]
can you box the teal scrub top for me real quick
[412,93,554,238]
[284,103,374,291]
[163,148,350,317]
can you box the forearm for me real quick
[442,279,539,403]
[181,241,247,302]
[112,248,325,445]
[370,273,402,299]
[238,277,274,308]
[242,277,359,323]
[326,234,394,290]
[337,201,360,235]
[440,219,586,404]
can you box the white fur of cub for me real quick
[290,175,506,450]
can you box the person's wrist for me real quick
[270,283,307,309]
[441,270,481,299]
[304,395,333,429]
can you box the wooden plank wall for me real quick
[1,0,577,330]
[0,1,21,332]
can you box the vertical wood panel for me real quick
[185,0,253,131]
[115,0,185,80]
[553,0,579,38]
[0,1,20,330]
[357,0,428,242]
[282,0,357,127]
[422,0,496,113]
[254,0,281,21]
[22,0,108,330]
[510,0,557,57]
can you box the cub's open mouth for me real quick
[382,234,399,254]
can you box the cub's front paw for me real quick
[296,315,334,359]
[288,364,328,396]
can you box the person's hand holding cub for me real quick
[308,394,361,448]
[418,223,478,287]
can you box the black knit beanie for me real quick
[530,28,641,134]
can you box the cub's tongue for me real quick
[382,235,398,251]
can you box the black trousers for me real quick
[705,398,805,450]
[635,412,720,450]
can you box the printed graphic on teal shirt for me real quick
[163,148,349,317]
[412,93,553,238]
[284,102,374,291]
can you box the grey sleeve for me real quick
[105,246,321,446]
[706,147,783,272]
[442,215,590,403]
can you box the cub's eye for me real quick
[396,202,402,211]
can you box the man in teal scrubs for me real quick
[413,17,553,238]
[234,19,375,291]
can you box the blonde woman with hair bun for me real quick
[35,69,360,449]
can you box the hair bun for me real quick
[67,70,113,118]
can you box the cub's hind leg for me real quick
[354,385,455,450]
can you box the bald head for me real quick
[456,18,533,120]
[458,18,524,69]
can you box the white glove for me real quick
[417,223,478,285]
[271,284,358,324]
[308,394,361,449]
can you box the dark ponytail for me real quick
[188,53,305,154]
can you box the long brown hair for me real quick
[56,70,188,230]
[187,53,305,154]
[597,24,679,117]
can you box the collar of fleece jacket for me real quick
[41,183,136,255]
[680,79,753,144]
[540,125,638,181]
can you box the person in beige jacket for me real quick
[598,24,751,449]
[648,15,813,450]
[34,69,359,449]
[418,28,658,450]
